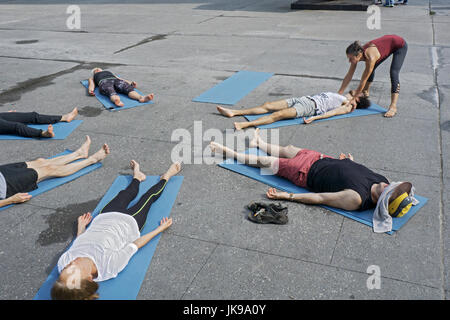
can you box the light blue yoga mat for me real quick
[34,174,183,300]
[81,80,154,111]
[0,149,102,211]
[244,103,387,129]
[0,120,83,140]
[193,70,274,105]
[218,148,428,235]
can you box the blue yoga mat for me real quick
[218,148,428,235]
[244,103,387,129]
[0,120,83,140]
[81,80,154,111]
[34,174,183,300]
[193,70,274,105]
[0,149,102,211]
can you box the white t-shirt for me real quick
[0,172,7,200]
[57,212,140,282]
[308,92,348,115]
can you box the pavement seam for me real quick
[165,231,441,292]
[179,243,219,300]
[429,0,446,300]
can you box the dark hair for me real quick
[51,279,99,300]
[346,41,364,56]
[356,97,371,109]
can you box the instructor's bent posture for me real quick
[51,160,181,300]
[217,90,370,130]
[0,136,109,208]
[339,34,408,118]
[88,68,154,107]
[210,129,411,212]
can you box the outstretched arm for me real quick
[266,188,362,211]
[77,212,93,236]
[338,63,357,95]
[88,78,96,96]
[304,103,352,124]
[133,217,172,249]
[0,193,32,208]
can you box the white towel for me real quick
[372,181,419,233]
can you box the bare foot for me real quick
[112,96,124,107]
[76,135,91,158]
[217,106,235,118]
[209,141,225,155]
[41,124,55,138]
[234,122,246,131]
[384,107,397,118]
[90,143,110,162]
[139,93,154,103]
[61,107,78,122]
[249,128,260,148]
[161,162,182,181]
[130,160,146,182]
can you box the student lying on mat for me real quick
[50,160,181,300]
[88,68,154,107]
[0,107,78,138]
[210,128,416,214]
[217,90,370,130]
[0,136,109,208]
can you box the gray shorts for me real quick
[286,96,316,118]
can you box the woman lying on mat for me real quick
[0,136,109,208]
[217,90,370,130]
[50,160,181,300]
[0,107,78,138]
[210,128,415,213]
[339,35,408,118]
[87,68,154,107]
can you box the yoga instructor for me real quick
[338,34,408,118]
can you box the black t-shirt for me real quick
[306,158,389,210]
[93,71,116,86]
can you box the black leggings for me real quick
[99,178,167,231]
[368,42,408,94]
[0,112,62,138]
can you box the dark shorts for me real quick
[98,79,134,97]
[0,162,38,197]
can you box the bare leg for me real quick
[234,108,297,131]
[34,144,110,182]
[384,92,398,118]
[249,128,301,159]
[26,136,91,168]
[363,82,372,98]
[128,91,154,103]
[210,141,277,170]
[60,107,78,122]
[217,100,288,118]
[110,95,124,107]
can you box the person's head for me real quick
[91,67,103,75]
[51,264,99,300]
[346,41,364,64]
[372,182,415,218]
[347,90,371,109]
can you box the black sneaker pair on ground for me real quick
[247,201,289,224]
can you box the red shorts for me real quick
[276,149,333,187]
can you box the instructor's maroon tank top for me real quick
[363,35,405,64]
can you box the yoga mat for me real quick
[218,148,428,235]
[244,103,387,129]
[0,149,102,211]
[34,174,183,300]
[0,120,83,140]
[193,70,274,105]
[81,79,154,111]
